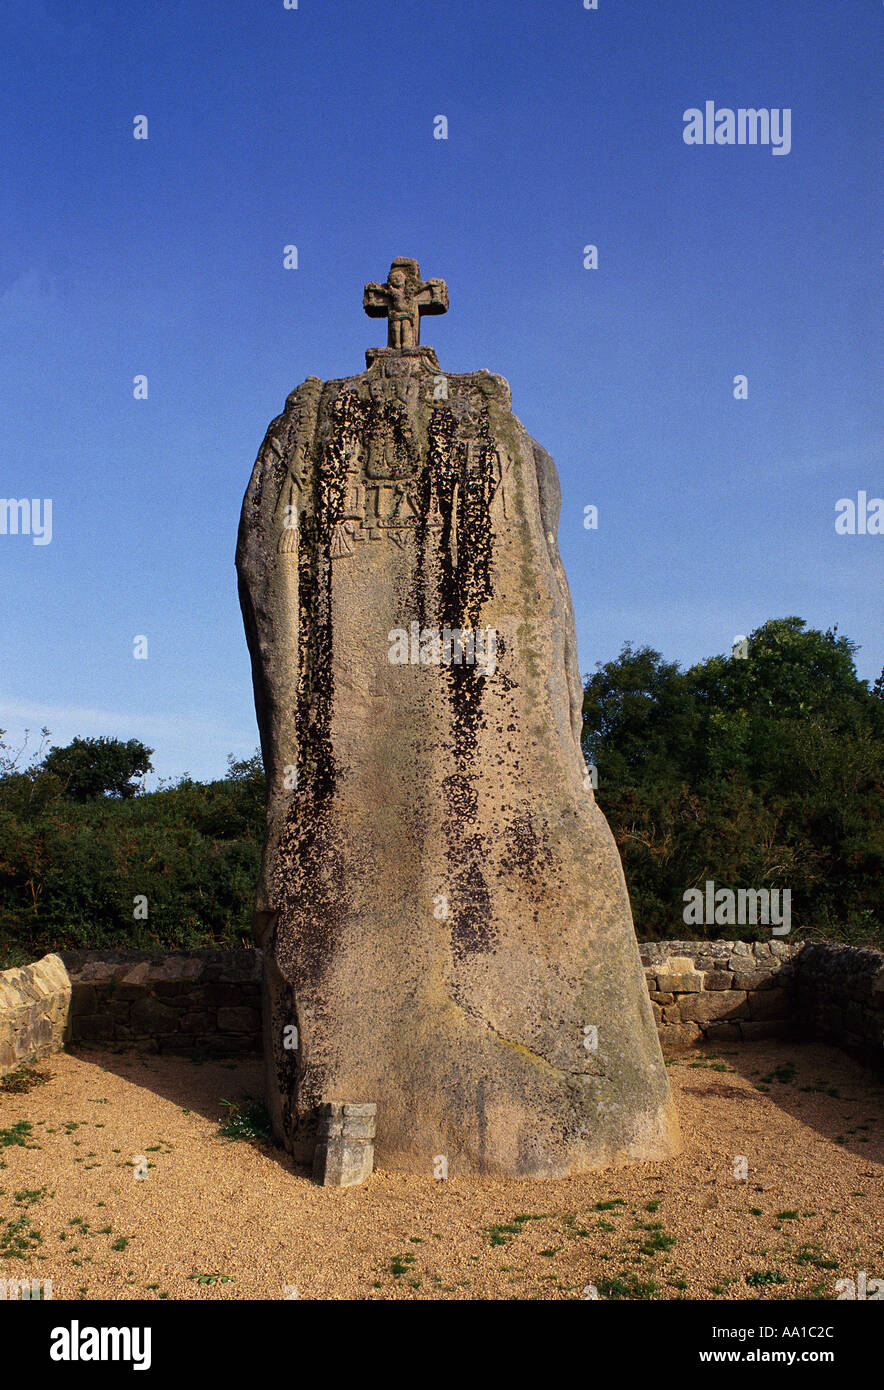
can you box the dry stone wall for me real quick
[793,943,884,1067]
[0,954,71,1076]
[1,943,881,1073]
[60,949,262,1055]
[640,940,801,1051]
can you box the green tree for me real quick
[39,736,154,801]
[582,618,883,946]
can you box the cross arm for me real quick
[416,278,449,316]
[363,283,390,317]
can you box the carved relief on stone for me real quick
[444,399,512,521]
[329,521,355,559]
[270,379,323,557]
[277,525,298,555]
[327,471,429,559]
[365,412,414,480]
[368,363,422,412]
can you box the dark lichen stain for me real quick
[499,808,556,898]
[423,400,500,957]
[270,388,362,1133]
[362,392,418,478]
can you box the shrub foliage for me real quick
[581,618,883,947]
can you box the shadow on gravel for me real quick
[65,1045,310,1177]
[673,1040,884,1165]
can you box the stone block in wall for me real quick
[74,1015,114,1042]
[661,972,703,993]
[69,983,97,1017]
[678,990,748,1024]
[217,1006,260,1033]
[703,1022,742,1043]
[115,983,150,1002]
[151,980,192,999]
[639,944,663,965]
[739,1020,791,1041]
[196,983,251,1008]
[220,953,262,983]
[745,988,790,1020]
[694,942,736,964]
[705,971,733,991]
[732,968,777,991]
[657,955,695,974]
[658,1022,702,1050]
[650,991,675,1005]
[180,1012,213,1032]
[130,997,178,1034]
[118,962,150,987]
[145,958,203,984]
[74,960,117,982]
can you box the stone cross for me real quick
[363,257,448,349]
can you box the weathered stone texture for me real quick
[3,940,882,1073]
[0,954,71,1076]
[312,1101,377,1187]
[678,990,748,1024]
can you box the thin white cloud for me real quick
[0,699,248,746]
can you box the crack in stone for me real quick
[454,1001,609,1081]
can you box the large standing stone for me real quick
[236,260,680,1176]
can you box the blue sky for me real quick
[1,0,881,783]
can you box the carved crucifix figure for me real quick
[363,257,449,349]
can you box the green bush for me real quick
[0,748,265,968]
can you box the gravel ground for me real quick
[0,1041,880,1301]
